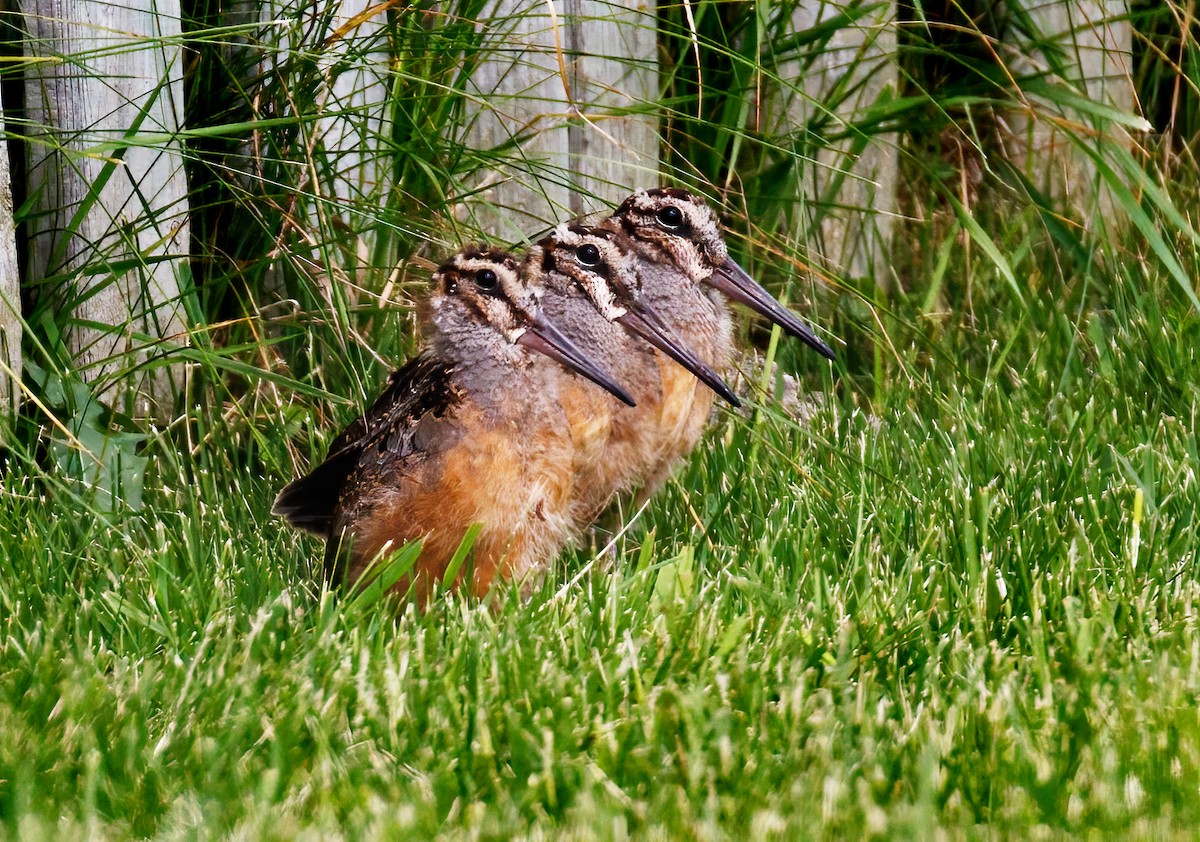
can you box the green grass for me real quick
[3,254,1200,837]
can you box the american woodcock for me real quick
[272,246,634,604]
[530,222,741,524]
[601,187,836,495]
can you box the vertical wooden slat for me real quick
[567,0,659,216]
[20,0,190,416]
[776,0,899,290]
[1005,0,1135,217]
[462,0,658,241]
[226,0,392,297]
[0,93,21,418]
[460,0,574,240]
[312,1,391,215]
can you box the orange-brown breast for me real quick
[558,378,616,478]
[563,351,674,524]
[650,355,712,471]
[339,401,578,604]
[632,308,732,498]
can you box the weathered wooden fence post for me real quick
[0,92,20,418]
[1004,0,1135,220]
[225,0,393,302]
[310,1,391,218]
[778,0,900,291]
[462,0,659,241]
[19,0,191,416]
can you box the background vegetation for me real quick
[2,0,1199,836]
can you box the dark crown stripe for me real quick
[444,244,512,272]
[658,186,695,201]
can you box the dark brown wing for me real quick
[272,352,458,535]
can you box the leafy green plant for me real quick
[22,360,149,510]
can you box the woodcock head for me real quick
[614,188,836,361]
[538,223,740,407]
[428,246,634,406]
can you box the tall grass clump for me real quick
[2,0,1200,837]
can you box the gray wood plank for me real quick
[20,0,191,416]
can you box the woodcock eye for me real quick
[656,205,684,229]
[576,244,602,266]
[475,269,499,290]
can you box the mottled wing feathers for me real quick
[351,355,459,461]
[272,353,458,535]
[271,446,361,535]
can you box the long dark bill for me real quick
[709,258,837,361]
[519,318,637,407]
[616,303,741,408]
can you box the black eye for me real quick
[576,244,602,266]
[475,269,498,290]
[657,206,684,229]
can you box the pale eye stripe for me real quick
[579,267,626,321]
